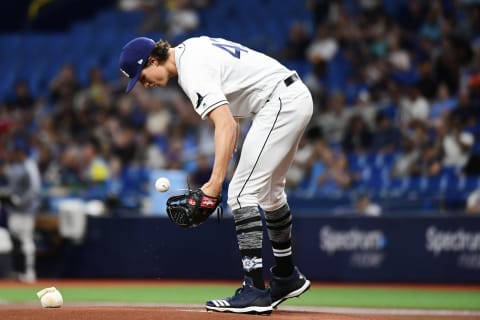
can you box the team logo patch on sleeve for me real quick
[195,92,206,109]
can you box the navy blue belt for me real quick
[284,73,299,87]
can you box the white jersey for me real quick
[174,36,293,119]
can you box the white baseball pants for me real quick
[228,77,313,211]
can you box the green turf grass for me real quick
[1,285,479,310]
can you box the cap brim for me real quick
[126,72,141,93]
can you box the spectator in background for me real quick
[316,92,351,146]
[418,1,443,44]
[111,123,139,166]
[304,24,338,110]
[306,24,338,72]
[84,67,111,109]
[395,0,427,34]
[82,137,110,185]
[76,67,113,127]
[305,137,328,195]
[6,80,34,111]
[144,134,167,169]
[408,120,432,150]
[341,114,372,154]
[165,0,200,39]
[306,0,331,29]
[133,0,168,35]
[81,136,112,201]
[58,145,83,192]
[165,129,185,171]
[371,112,401,154]
[115,92,147,131]
[286,126,322,190]
[145,98,172,137]
[391,135,420,178]
[317,150,354,196]
[49,64,81,104]
[409,141,442,177]
[355,192,382,217]
[434,36,466,96]
[0,135,41,282]
[449,89,479,128]
[399,85,430,130]
[350,90,378,129]
[429,83,457,129]
[387,31,412,73]
[281,21,311,60]
[416,61,437,100]
[441,118,475,169]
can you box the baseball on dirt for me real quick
[155,177,170,192]
[36,287,63,308]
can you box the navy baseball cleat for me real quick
[269,266,311,308]
[205,277,273,315]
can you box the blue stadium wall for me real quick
[37,215,480,283]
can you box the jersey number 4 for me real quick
[210,38,248,59]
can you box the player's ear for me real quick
[147,57,158,66]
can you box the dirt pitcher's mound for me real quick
[1,306,479,320]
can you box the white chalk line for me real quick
[73,302,480,317]
[282,305,480,317]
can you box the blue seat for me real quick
[373,152,398,169]
[385,177,409,197]
[424,175,443,197]
[457,175,480,195]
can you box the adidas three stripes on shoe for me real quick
[206,276,273,315]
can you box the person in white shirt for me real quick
[119,36,312,315]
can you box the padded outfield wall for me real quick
[36,215,480,283]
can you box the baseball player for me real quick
[119,36,312,314]
[0,136,41,282]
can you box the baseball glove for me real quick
[166,189,222,228]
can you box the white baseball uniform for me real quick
[175,36,313,211]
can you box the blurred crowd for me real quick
[285,0,480,210]
[1,0,480,215]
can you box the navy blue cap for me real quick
[119,37,155,92]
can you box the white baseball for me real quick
[36,287,63,308]
[155,177,170,192]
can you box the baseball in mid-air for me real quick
[155,177,170,192]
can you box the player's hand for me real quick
[201,181,222,198]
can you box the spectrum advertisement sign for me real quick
[425,226,480,270]
[51,215,480,281]
[319,226,387,269]
[292,216,480,283]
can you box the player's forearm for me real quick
[210,119,238,186]
[202,104,237,196]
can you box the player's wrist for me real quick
[202,180,223,197]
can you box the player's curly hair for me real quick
[149,40,171,63]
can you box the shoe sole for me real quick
[271,279,311,308]
[206,305,273,315]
